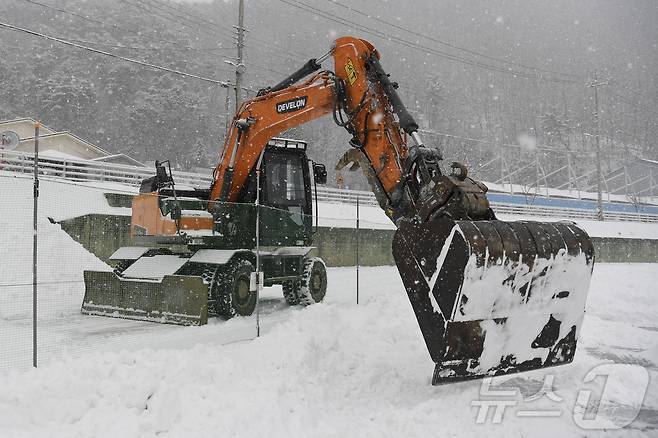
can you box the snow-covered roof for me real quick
[39,150,88,161]
[0,117,56,138]
[91,154,146,167]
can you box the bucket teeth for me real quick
[393,218,594,384]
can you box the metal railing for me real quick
[490,202,658,223]
[0,149,210,188]
[2,149,657,223]
[318,188,658,223]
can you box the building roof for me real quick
[0,117,56,138]
[39,150,88,161]
[91,154,145,167]
[0,118,147,166]
[14,132,112,160]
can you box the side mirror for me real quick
[154,160,175,189]
[155,163,169,182]
[313,163,327,185]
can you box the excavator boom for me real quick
[210,37,411,222]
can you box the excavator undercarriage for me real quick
[82,36,594,384]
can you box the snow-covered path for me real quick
[1,263,657,437]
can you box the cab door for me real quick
[260,148,313,246]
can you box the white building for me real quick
[0,118,144,167]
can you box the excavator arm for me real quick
[210,36,457,225]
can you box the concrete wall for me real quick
[59,213,658,266]
[593,237,658,263]
[311,227,396,266]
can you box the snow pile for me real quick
[0,171,134,220]
[0,286,575,437]
[0,264,656,437]
[0,174,113,321]
[0,174,115,367]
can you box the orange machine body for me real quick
[131,193,214,237]
[209,36,407,208]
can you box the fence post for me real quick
[32,122,40,368]
[254,149,265,338]
[356,194,360,305]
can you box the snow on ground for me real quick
[2,171,658,436]
[0,172,125,367]
[0,264,657,437]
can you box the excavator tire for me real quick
[214,259,257,318]
[297,257,328,305]
[282,281,301,306]
[282,257,327,306]
[392,216,594,384]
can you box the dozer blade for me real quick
[392,217,594,385]
[82,271,208,325]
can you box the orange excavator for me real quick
[83,36,594,384]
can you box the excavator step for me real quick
[392,216,594,384]
[82,271,208,325]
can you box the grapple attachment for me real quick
[392,217,594,384]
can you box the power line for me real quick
[118,0,303,73]
[419,128,586,154]
[120,0,233,43]
[277,0,580,84]
[130,0,308,62]
[142,0,237,43]
[17,0,231,54]
[609,79,643,97]
[132,0,318,87]
[605,88,658,119]
[0,21,229,86]
[141,0,310,59]
[325,0,580,81]
[20,0,285,80]
[62,37,231,60]
[140,0,234,38]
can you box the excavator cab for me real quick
[233,138,315,246]
[211,138,315,248]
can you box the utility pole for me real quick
[234,0,245,112]
[587,71,608,221]
[225,87,231,135]
[223,0,245,125]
